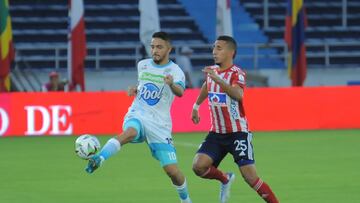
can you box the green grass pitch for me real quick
[0,130,359,203]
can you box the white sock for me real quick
[174,179,190,201]
[99,138,121,160]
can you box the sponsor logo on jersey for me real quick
[139,83,164,106]
[230,99,240,119]
[140,72,164,84]
[208,92,227,106]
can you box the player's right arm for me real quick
[128,60,143,96]
[191,82,208,124]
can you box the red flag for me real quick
[285,0,307,86]
[68,0,86,91]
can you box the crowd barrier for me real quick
[1,86,359,136]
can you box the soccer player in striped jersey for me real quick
[191,35,279,203]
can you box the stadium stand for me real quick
[8,0,360,90]
[179,0,284,70]
[240,0,360,67]
[10,0,210,70]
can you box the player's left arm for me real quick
[164,75,184,97]
[203,67,243,101]
[216,79,243,101]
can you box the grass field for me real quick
[0,130,359,203]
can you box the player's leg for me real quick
[192,132,234,203]
[193,153,235,203]
[98,126,138,160]
[151,144,192,203]
[192,132,229,183]
[230,132,279,203]
[192,153,230,184]
[239,164,279,203]
[85,118,143,173]
[145,119,191,203]
[163,164,191,203]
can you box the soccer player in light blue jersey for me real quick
[86,32,192,203]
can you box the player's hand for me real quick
[164,74,174,86]
[128,86,137,96]
[202,66,220,82]
[191,109,200,124]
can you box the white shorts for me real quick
[122,109,177,167]
[123,109,172,144]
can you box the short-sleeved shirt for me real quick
[206,65,249,134]
[128,59,186,131]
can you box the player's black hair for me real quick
[217,35,237,59]
[152,31,171,43]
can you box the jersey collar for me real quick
[151,59,173,68]
[217,64,234,73]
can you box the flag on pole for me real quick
[139,0,160,56]
[68,0,86,91]
[216,0,233,37]
[0,0,15,92]
[285,0,307,86]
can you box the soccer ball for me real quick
[75,134,101,159]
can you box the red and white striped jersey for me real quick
[206,65,249,134]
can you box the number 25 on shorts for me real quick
[234,139,247,156]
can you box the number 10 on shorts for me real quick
[168,152,177,161]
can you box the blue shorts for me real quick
[148,143,178,167]
[123,118,178,167]
[197,131,255,167]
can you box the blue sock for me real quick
[99,138,121,160]
[174,179,190,201]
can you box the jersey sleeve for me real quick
[137,60,145,83]
[173,66,186,89]
[231,70,246,88]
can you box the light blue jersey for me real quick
[130,58,185,129]
[123,59,185,166]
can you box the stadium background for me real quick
[0,0,360,202]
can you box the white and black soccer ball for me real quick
[75,134,101,159]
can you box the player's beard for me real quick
[152,54,163,64]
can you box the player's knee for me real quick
[126,128,138,138]
[192,163,207,177]
[118,128,138,144]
